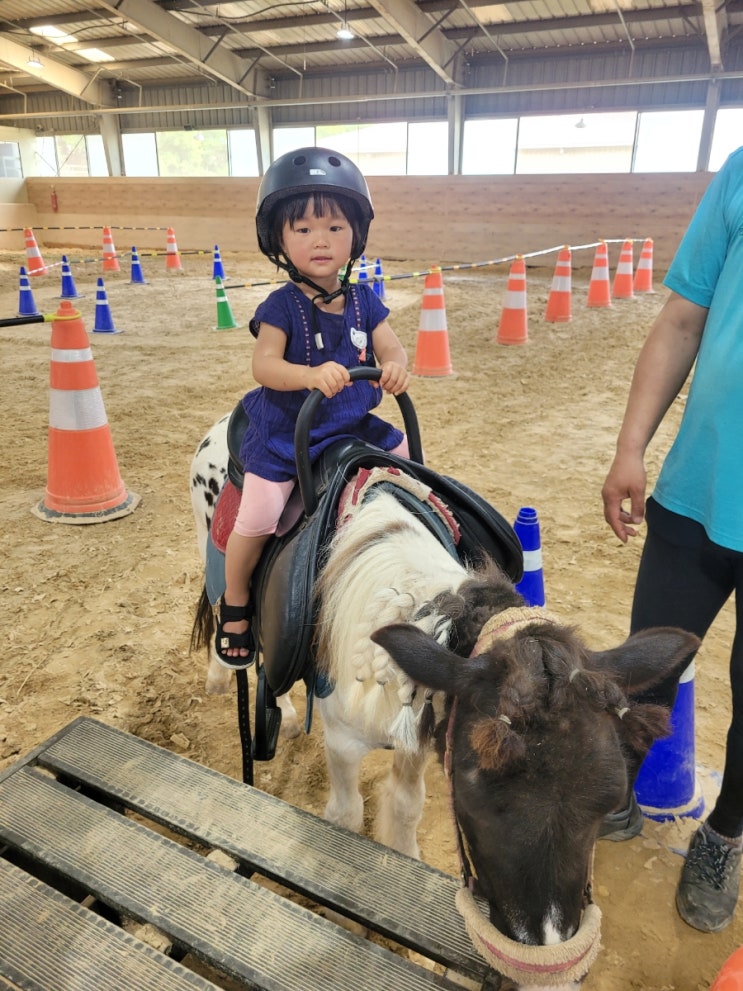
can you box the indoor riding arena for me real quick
[1,5,742,991]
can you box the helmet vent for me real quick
[293,155,307,165]
[328,156,342,167]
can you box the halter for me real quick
[446,606,603,986]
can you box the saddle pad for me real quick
[210,480,241,554]
[339,466,461,546]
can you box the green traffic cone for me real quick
[213,276,241,331]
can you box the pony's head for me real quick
[372,567,699,988]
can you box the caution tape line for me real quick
[0,225,171,233]
[222,238,640,291]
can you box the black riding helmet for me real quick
[256,147,374,305]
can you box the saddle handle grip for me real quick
[294,366,424,517]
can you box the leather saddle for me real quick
[206,400,524,755]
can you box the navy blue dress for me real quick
[240,283,404,482]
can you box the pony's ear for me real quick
[371,623,460,693]
[588,627,700,694]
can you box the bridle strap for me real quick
[445,698,476,889]
[472,606,560,655]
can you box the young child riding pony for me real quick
[216,147,410,666]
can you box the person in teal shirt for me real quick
[601,146,743,933]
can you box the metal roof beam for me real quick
[91,0,267,98]
[0,33,116,107]
[701,0,727,67]
[366,0,463,85]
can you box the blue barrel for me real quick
[634,660,705,820]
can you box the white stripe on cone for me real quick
[49,387,108,431]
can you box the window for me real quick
[86,135,109,176]
[517,113,636,174]
[55,135,89,176]
[157,130,229,176]
[273,127,314,159]
[0,141,22,178]
[407,121,448,175]
[34,136,57,177]
[710,109,743,171]
[122,133,158,176]
[228,129,259,176]
[317,122,407,175]
[462,119,518,174]
[633,111,704,172]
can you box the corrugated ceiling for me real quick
[0,0,738,123]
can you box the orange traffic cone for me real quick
[586,241,612,308]
[101,226,120,272]
[24,227,47,276]
[633,237,655,293]
[165,227,183,271]
[32,301,140,524]
[412,268,453,376]
[496,256,528,345]
[545,246,572,323]
[612,239,635,299]
[712,947,743,990]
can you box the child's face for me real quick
[280,205,354,289]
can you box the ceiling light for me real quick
[337,0,353,40]
[26,51,44,69]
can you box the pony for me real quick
[190,410,698,990]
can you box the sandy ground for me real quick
[0,242,737,990]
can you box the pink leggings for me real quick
[233,436,410,537]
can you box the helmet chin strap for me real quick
[282,256,353,306]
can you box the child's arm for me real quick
[371,320,410,395]
[252,322,350,398]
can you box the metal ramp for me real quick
[0,717,494,991]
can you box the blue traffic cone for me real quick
[212,244,226,280]
[635,662,705,821]
[513,506,546,607]
[59,255,82,299]
[17,265,41,317]
[357,253,368,286]
[93,277,121,334]
[129,246,148,284]
[373,257,386,299]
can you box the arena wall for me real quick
[10,173,715,269]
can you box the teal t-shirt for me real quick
[654,146,743,551]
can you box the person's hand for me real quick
[377,361,410,396]
[601,451,647,543]
[306,362,351,398]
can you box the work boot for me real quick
[676,822,743,933]
[599,792,643,841]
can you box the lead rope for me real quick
[447,605,603,986]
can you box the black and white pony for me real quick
[190,383,697,990]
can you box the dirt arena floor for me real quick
[0,240,737,990]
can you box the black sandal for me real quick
[215,601,256,670]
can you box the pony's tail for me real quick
[190,585,214,654]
